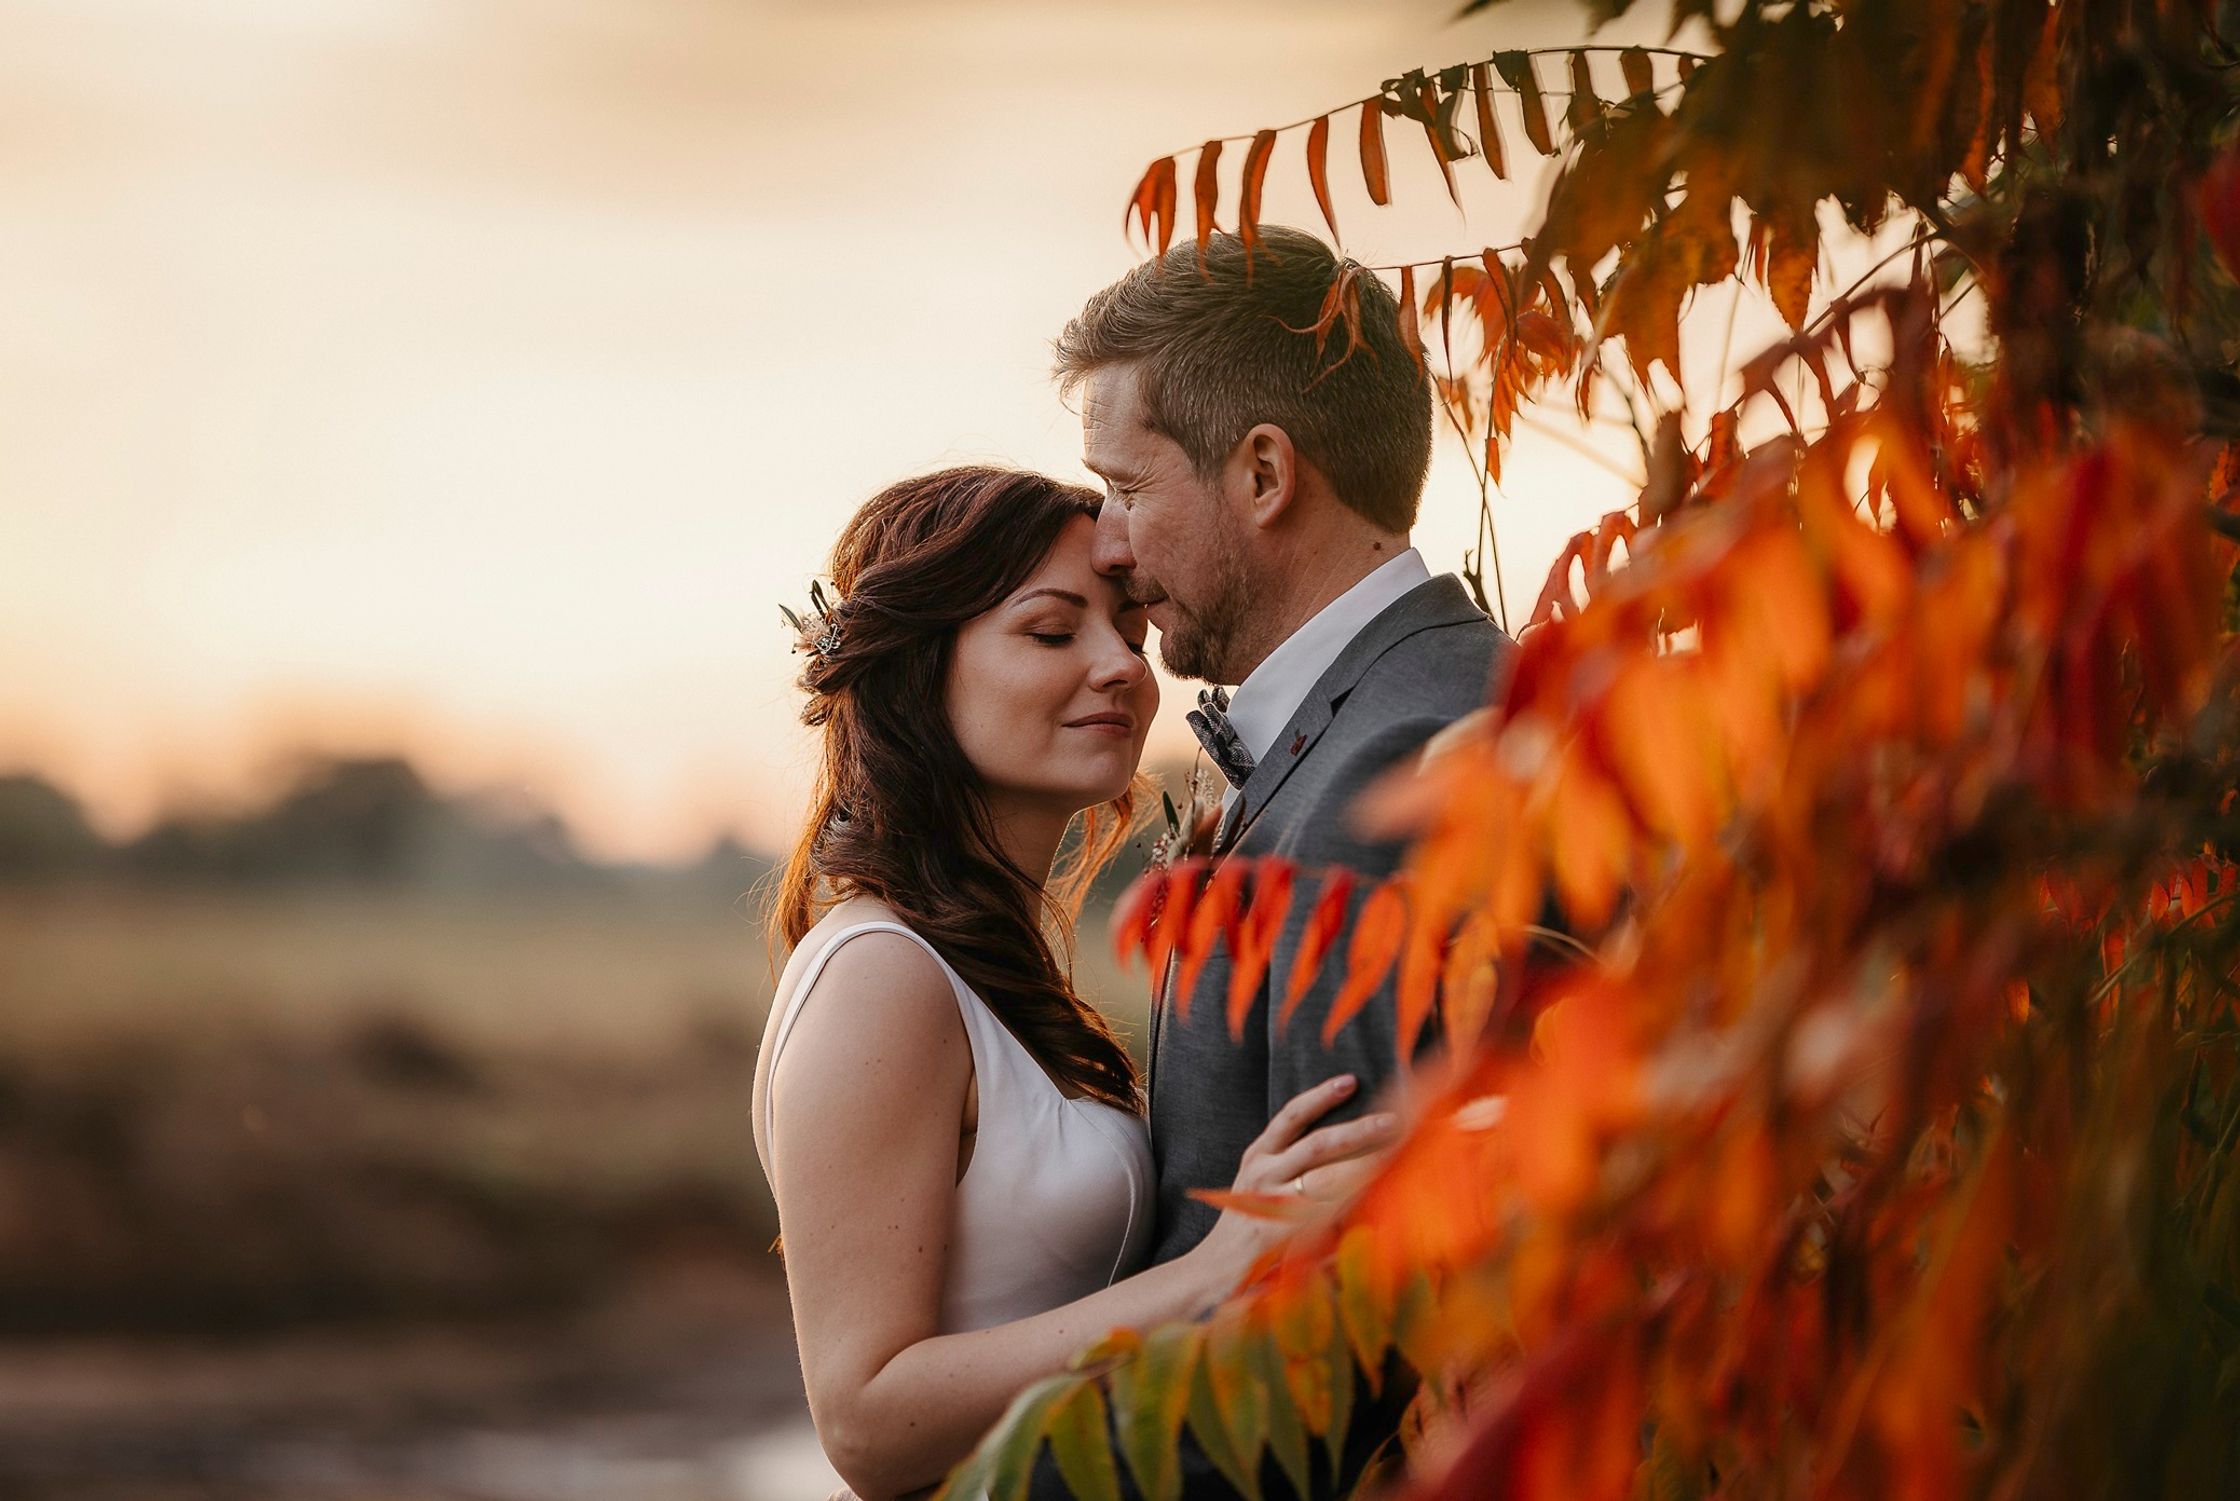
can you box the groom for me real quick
[1040,226,1511,1498]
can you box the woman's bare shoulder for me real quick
[780,902,960,1056]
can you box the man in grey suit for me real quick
[1037,226,1511,1498]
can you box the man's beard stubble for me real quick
[1151,548,1255,685]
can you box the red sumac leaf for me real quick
[1146,858,1205,1001]
[1305,114,1340,243]
[1470,61,1506,180]
[1397,265,1425,368]
[1358,98,1390,206]
[1229,860,1296,1041]
[1177,857,1246,1020]
[1323,880,1409,1045]
[1418,80,1459,208]
[1111,873,1159,967]
[1495,51,1555,156]
[1619,46,1654,98]
[1279,869,1354,1033]
[1566,51,1600,131]
[1239,129,1278,258]
[1124,156,1179,257]
[2202,141,2240,285]
[1193,139,1223,264]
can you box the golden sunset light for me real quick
[0,0,1667,862]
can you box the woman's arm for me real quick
[768,933,1388,1501]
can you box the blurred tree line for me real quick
[0,756,769,900]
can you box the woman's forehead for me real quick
[1012,516,1133,609]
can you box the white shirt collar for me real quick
[1224,547,1431,765]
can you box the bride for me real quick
[752,466,1395,1500]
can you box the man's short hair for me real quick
[1054,227,1433,533]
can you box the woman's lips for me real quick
[1065,713,1134,737]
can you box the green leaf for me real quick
[1390,1271,1441,1376]
[1186,1334,1263,1501]
[1320,1303,1356,1477]
[940,1374,1076,1501]
[1109,1323,1200,1501]
[1641,1424,1709,1501]
[778,604,804,633]
[1249,1330,1313,1499]
[1335,1226,1391,1395]
[1047,1382,1123,1501]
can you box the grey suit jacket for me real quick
[1145,572,1509,1265]
[1024,574,1508,1501]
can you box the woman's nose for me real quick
[1092,638,1148,691]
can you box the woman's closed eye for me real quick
[1028,631,1076,647]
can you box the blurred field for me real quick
[0,878,1148,1498]
[0,886,783,1330]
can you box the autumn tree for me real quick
[948,2,2240,1497]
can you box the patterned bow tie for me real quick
[1186,686,1257,790]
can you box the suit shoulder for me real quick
[1347,613,1509,722]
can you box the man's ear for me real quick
[1231,423,1298,529]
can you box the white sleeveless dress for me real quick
[759,920,1155,1333]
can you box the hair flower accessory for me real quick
[780,580,845,660]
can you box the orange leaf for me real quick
[1619,47,1653,98]
[1187,1187,1312,1222]
[1193,139,1223,264]
[1323,880,1409,1045]
[1358,98,1390,207]
[1394,914,1444,1063]
[1146,858,1205,996]
[1111,873,1159,967]
[1440,911,1503,1049]
[1494,52,1555,156]
[1397,265,1425,368]
[1280,868,1355,1033]
[1546,762,1632,929]
[1176,857,1246,1021]
[1305,114,1340,243]
[1123,156,1177,255]
[1470,62,1506,180]
[1418,80,1460,209]
[1228,859,1296,1040]
[1759,211,1816,332]
[1238,129,1278,258]
[1565,51,1599,132]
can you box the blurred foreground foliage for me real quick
[957,2,2240,1498]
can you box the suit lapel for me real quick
[1215,574,1487,857]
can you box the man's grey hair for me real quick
[1053,227,1433,533]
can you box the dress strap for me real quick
[760,921,981,1156]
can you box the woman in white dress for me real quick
[752,467,1394,1500]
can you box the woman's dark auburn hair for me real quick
[772,465,1145,1110]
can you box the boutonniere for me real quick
[1148,761,1225,872]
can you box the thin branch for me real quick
[1517,409,1648,486]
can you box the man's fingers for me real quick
[1254,1073,1358,1155]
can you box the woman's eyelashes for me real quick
[1025,624,1149,658]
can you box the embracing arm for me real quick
[770,935,1386,1501]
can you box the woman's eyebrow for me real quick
[1011,587,1089,608]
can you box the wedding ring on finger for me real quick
[1289,1173,1308,1197]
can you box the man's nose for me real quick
[1090,502,1135,577]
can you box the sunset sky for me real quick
[1,0,1767,861]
